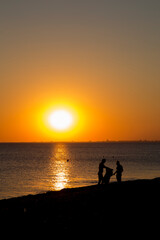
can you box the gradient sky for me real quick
[0,0,160,142]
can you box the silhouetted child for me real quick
[114,161,123,183]
[103,167,113,184]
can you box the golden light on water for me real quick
[49,143,71,191]
[55,171,68,190]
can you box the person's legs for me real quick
[98,173,103,185]
[116,174,121,183]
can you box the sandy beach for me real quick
[0,178,159,235]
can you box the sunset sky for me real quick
[0,0,160,142]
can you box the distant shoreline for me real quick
[0,140,160,144]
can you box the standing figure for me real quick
[98,158,107,185]
[114,161,123,183]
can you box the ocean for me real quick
[0,142,160,200]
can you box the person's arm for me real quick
[113,170,117,175]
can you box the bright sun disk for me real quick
[48,109,73,131]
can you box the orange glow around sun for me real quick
[33,101,86,142]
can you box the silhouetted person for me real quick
[103,167,113,184]
[114,161,123,183]
[98,158,107,185]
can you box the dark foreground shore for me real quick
[0,178,160,235]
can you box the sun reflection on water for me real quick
[49,143,71,190]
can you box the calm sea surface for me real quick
[0,142,160,199]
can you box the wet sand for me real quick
[0,178,159,235]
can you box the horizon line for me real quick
[0,140,160,143]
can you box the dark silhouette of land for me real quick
[0,178,159,236]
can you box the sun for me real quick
[48,109,73,131]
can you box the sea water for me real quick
[0,142,160,199]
